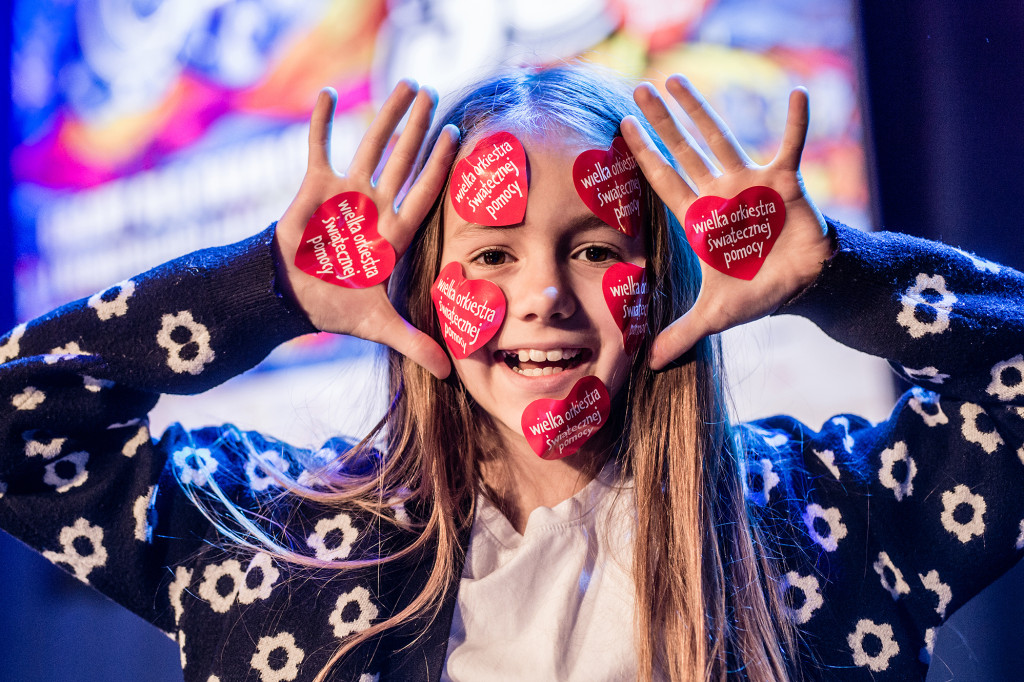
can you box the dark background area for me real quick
[858,1,1024,679]
[1,1,1023,679]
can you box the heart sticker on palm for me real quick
[295,191,396,288]
[682,186,785,281]
[603,263,649,355]
[521,376,611,460]
[431,262,506,359]
[573,137,643,237]
[449,131,528,226]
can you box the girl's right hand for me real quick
[273,81,459,379]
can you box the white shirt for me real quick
[442,466,641,681]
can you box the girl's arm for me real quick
[747,221,1024,675]
[0,81,456,636]
[627,75,1024,676]
[0,225,312,634]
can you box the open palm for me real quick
[622,76,833,370]
[273,81,459,378]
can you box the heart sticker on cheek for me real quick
[431,262,506,359]
[603,263,649,355]
[294,191,396,288]
[521,376,612,460]
[449,131,528,226]
[682,186,786,281]
[573,137,644,237]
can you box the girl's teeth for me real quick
[512,366,564,376]
[511,348,579,362]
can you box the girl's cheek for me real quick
[431,262,506,359]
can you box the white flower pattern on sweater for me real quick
[0,223,1022,680]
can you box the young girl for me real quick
[1,64,1022,682]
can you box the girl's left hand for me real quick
[621,76,834,370]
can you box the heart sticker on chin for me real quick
[449,131,528,226]
[603,263,649,355]
[573,137,644,237]
[521,376,611,460]
[682,186,786,281]
[295,191,396,288]
[431,262,506,359]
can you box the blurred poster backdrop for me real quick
[6,0,893,678]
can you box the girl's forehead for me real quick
[453,123,602,164]
[441,119,647,248]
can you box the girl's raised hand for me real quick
[621,76,834,370]
[274,81,459,379]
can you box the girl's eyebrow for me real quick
[448,221,519,243]
[449,213,614,242]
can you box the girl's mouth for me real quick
[496,348,591,376]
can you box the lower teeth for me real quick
[513,366,564,376]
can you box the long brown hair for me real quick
[188,64,799,681]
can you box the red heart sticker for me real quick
[521,376,611,460]
[573,137,644,237]
[295,191,396,288]
[603,263,649,355]
[449,131,528,226]
[682,186,786,281]
[431,262,506,359]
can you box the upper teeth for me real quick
[513,348,580,362]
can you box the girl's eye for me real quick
[476,250,508,266]
[577,245,615,263]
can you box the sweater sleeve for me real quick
[747,221,1024,678]
[0,224,317,634]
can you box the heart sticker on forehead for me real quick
[431,262,506,359]
[603,263,649,355]
[295,191,396,288]
[573,137,643,237]
[682,186,786,281]
[521,376,611,460]
[450,131,528,226]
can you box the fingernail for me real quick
[636,82,658,98]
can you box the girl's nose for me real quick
[508,265,577,322]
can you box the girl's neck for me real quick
[477,423,612,534]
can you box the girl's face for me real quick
[438,126,646,451]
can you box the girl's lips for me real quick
[494,347,592,376]
[495,348,593,374]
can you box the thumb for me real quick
[649,301,715,370]
[370,309,452,379]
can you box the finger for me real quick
[620,115,697,214]
[393,124,461,252]
[349,79,419,182]
[632,83,719,186]
[308,87,338,171]
[772,87,810,171]
[376,87,438,200]
[371,309,452,379]
[666,75,753,172]
[648,301,715,370]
